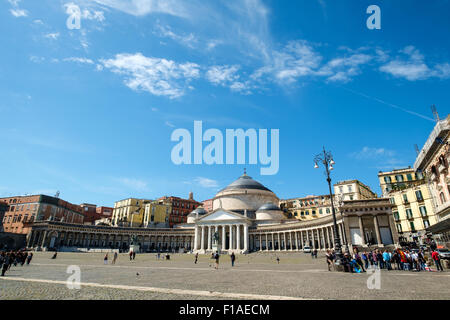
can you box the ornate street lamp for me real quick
[314,147,344,267]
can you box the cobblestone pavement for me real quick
[1,252,449,300]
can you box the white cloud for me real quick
[116,178,149,192]
[100,53,200,99]
[29,56,45,63]
[33,19,44,25]
[194,177,219,188]
[45,32,60,40]
[380,46,450,81]
[165,121,175,128]
[93,0,191,18]
[350,147,395,160]
[321,53,372,83]
[63,57,95,64]
[10,8,28,17]
[154,24,197,48]
[206,65,240,85]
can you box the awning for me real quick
[426,218,450,234]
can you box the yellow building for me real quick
[280,195,333,221]
[143,200,171,227]
[378,167,438,243]
[112,198,150,227]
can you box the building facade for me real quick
[414,114,450,247]
[280,195,333,221]
[158,195,202,227]
[334,179,378,201]
[111,198,150,227]
[378,167,437,244]
[143,200,171,228]
[0,195,84,235]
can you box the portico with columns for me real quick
[192,209,251,254]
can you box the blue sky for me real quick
[1,0,449,207]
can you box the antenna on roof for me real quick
[55,191,60,198]
[431,105,440,122]
[414,144,420,156]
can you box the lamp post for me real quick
[314,147,344,266]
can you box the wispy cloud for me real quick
[10,8,28,17]
[115,178,149,192]
[63,57,95,64]
[154,23,197,48]
[44,32,60,40]
[350,147,408,170]
[93,0,191,18]
[350,147,395,160]
[380,46,450,81]
[194,177,219,188]
[100,53,200,99]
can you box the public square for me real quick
[1,252,449,300]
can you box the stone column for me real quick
[277,233,281,251]
[358,216,366,246]
[265,233,269,251]
[229,225,233,250]
[288,232,292,251]
[295,231,299,251]
[325,227,330,249]
[306,230,310,247]
[236,225,241,250]
[300,231,304,249]
[243,225,248,252]
[194,226,199,250]
[222,225,226,250]
[41,230,48,247]
[271,233,275,251]
[259,233,262,251]
[207,226,212,250]
[373,215,382,245]
[283,232,287,251]
[201,226,205,250]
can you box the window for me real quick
[339,186,343,193]
[423,220,430,228]
[326,208,330,214]
[396,224,402,233]
[396,175,404,182]
[440,192,446,204]
[347,185,353,192]
[419,206,427,217]
[393,212,400,221]
[319,209,323,215]
[406,209,413,219]
[407,174,413,181]
[312,210,316,215]
[384,176,392,183]
[294,212,298,216]
[305,211,309,215]
[403,194,409,204]
[415,190,424,202]
[300,211,304,216]
[409,221,416,232]
[349,195,354,200]
[389,197,395,204]
[416,171,424,180]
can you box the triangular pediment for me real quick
[198,209,248,223]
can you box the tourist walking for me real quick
[276,256,280,264]
[132,251,136,260]
[104,253,108,265]
[362,252,369,270]
[432,250,444,272]
[26,252,33,265]
[230,252,236,267]
[1,253,10,276]
[129,250,133,261]
[194,252,198,264]
[112,252,118,265]
[326,250,334,271]
[214,251,220,269]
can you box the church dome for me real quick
[256,202,286,221]
[212,171,279,215]
[187,206,207,223]
[257,203,281,211]
[219,173,272,193]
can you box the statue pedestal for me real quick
[129,245,140,253]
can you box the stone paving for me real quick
[1,252,449,300]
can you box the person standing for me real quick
[432,250,444,272]
[230,252,236,267]
[214,251,220,270]
[362,252,369,270]
[132,251,136,260]
[382,250,392,271]
[1,253,10,276]
[26,252,33,265]
[104,253,108,265]
[112,252,118,265]
[129,250,133,261]
[194,252,198,264]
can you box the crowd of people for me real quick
[325,247,447,273]
[0,250,33,276]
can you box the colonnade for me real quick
[193,224,249,252]
[249,223,347,252]
[27,229,194,252]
